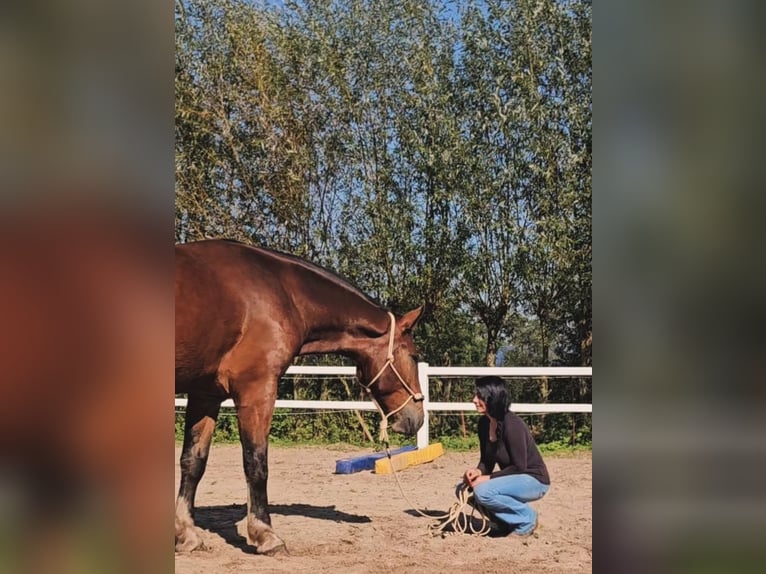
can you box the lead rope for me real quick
[381,440,493,537]
[361,312,492,536]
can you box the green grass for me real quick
[174,431,590,455]
[174,412,591,454]
[438,435,590,454]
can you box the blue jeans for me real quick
[458,474,549,534]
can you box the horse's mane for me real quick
[224,239,383,308]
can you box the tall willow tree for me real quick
[508,0,591,371]
[454,0,592,368]
[457,1,527,367]
[391,3,476,365]
[175,0,327,252]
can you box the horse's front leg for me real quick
[235,387,287,555]
[175,393,220,552]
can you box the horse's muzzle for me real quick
[390,403,425,436]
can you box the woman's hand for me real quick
[463,468,482,485]
[470,474,490,487]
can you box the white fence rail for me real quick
[175,363,592,449]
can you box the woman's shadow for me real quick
[194,503,372,553]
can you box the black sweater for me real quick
[476,412,550,485]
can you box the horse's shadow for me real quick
[194,503,371,553]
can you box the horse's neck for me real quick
[297,304,387,359]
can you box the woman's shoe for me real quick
[510,516,539,537]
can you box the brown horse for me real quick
[175,239,425,555]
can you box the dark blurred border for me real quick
[1,1,173,573]
[597,1,766,572]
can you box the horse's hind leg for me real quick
[234,383,287,555]
[175,393,220,552]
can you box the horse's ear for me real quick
[399,306,424,332]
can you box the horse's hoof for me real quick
[175,529,206,553]
[260,541,288,556]
[255,531,288,556]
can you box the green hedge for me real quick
[174,409,591,451]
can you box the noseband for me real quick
[360,312,424,443]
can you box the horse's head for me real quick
[356,306,425,437]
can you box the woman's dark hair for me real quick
[475,376,510,421]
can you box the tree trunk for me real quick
[485,323,500,366]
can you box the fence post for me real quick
[416,362,429,449]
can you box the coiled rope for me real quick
[381,442,493,537]
[425,485,493,537]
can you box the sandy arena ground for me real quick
[174,444,591,573]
